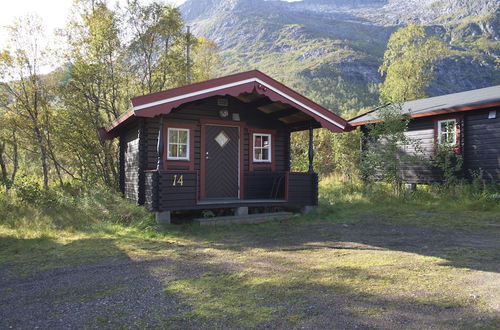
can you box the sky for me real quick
[0,0,302,47]
[0,0,186,46]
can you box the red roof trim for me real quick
[349,101,500,127]
[101,70,347,138]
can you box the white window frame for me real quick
[437,119,457,146]
[253,133,272,163]
[167,127,190,160]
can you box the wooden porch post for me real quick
[157,116,164,170]
[308,122,314,173]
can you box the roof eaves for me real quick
[347,103,390,124]
[100,70,350,138]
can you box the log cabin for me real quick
[348,85,500,184]
[99,70,347,223]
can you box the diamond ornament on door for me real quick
[214,130,230,148]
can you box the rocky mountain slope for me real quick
[181,0,499,114]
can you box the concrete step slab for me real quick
[194,212,295,226]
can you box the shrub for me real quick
[433,145,463,186]
[13,176,46,206]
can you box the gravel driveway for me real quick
[1,220,499,329]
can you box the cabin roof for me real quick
[100,70,347,139]
[348,85,500,126]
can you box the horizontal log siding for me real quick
[136,96,318,211]
[464,107,500,181]
[400,118,442,183]
[145,118,159,170]
[145,96,289,173]
[138,118,147,205]
[156,171,198,210]
[142,96,292,209]
[362,108,500,183]
[152,170,316,211]
[362,118,441,183]
[244,172,286,199]
[118,134,125,194]
[287,172,318,206]
[123,125,140,201]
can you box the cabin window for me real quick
[167,128,190,160]
[437,119,457,146]
[253,133,272,162]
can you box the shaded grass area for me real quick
[0,187,186,275]
[0,180,499,328]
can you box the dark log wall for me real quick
[361,117,440,184]
[136,95,317,211]
[244,172,286,199]
[288,172,318,206]
[145,170,316,211]
[145,119,160,172]
[464,107,500,181]
[119,134,125,194]
[156,171,198,209]
[144,95,291,173]
[122,124,140,201]
[400,118,441,183]
[137,119,147,205]
[144,171,158,210]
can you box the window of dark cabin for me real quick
[248,128,276,171]
[167,127,190,160]
[437,119,457,146]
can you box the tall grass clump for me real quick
[0,177,154,239]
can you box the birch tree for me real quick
[0,16,52,190]
[379,23,446,103]
[125,0,185,94]
[59,0,125,186]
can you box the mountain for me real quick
[181,0,500,114]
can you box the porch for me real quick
[144,170,318,212]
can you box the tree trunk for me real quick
[10,130,18,189]
[34,126,49,191]
[47,137,64,185]
[0,142,8,184]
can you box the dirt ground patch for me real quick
[1,217,499,329]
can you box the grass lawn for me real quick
[0,181,499,328]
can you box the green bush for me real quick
[13,176,46,206]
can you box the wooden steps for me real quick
[194,212,295,226]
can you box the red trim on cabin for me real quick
[199,119,246,201]
[99,110,136,139]
[101,70,347,138]
[248,128,276,171]
[433,114,463,155]
[349,101,500,127]
[162,122,197,171]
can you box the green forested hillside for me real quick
[182,0,500,114]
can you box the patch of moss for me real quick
[165,272,278,328]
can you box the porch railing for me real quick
[144,170,318,211]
